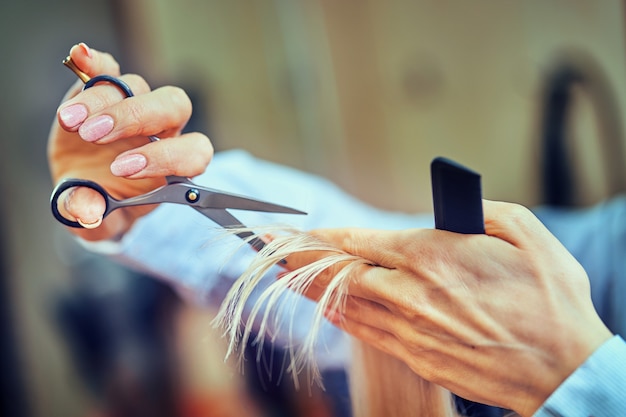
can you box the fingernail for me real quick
[78,217,102,229]
[79,115,114,142]
[78,42,92,58]
[110,154,147,177]
[59,104,88,129]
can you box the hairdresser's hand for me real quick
[286,200,613,417]
[48,43,213,241]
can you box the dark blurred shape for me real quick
[243,336,341,417]
[0,206,31,417]
[55,263,183,417]
[244,338,302,417]
[540,50,626,207]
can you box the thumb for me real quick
[483,199,568,255]
[57,183,106,229]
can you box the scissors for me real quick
[51,57,306,250]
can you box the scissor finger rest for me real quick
[50,178,111,228]
[84,74,134,99]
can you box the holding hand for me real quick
[286,200,613,416]
[48,43,213,241]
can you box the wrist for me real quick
[517,321,613,416]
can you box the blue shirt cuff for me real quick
[533,335,626,417]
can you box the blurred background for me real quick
[1,1,626,416]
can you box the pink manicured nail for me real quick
[110,154,147,177]
[79,115,114,142]
[59,104,88,128]
[78,42,92,58]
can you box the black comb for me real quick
[431,157,485,234]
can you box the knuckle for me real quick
[339,229,367,255]
[195,133,214,163]
[499,202,535,231]
[122,74,151,94]
[317,260,343,287]
[187,152,209,175]
[312,255,351,289]
[122,98,146,136]
[178,134,214,176]
[167,86,193,117]
[501,201,530,218]
[410,360,439,384]
[399,296,430,323]
[87,90,111,113]
[159,144,178,174]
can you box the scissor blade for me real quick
[194,207,265,250]
[122,181,306,215]
[199,189,306,215]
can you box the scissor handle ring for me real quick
[84,74,134,98]
[50,178,110,228]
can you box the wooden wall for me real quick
[122,0,626,212]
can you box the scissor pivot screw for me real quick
[185,188,200,203]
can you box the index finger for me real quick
[279,228,403,303]
[286,228,422,270]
